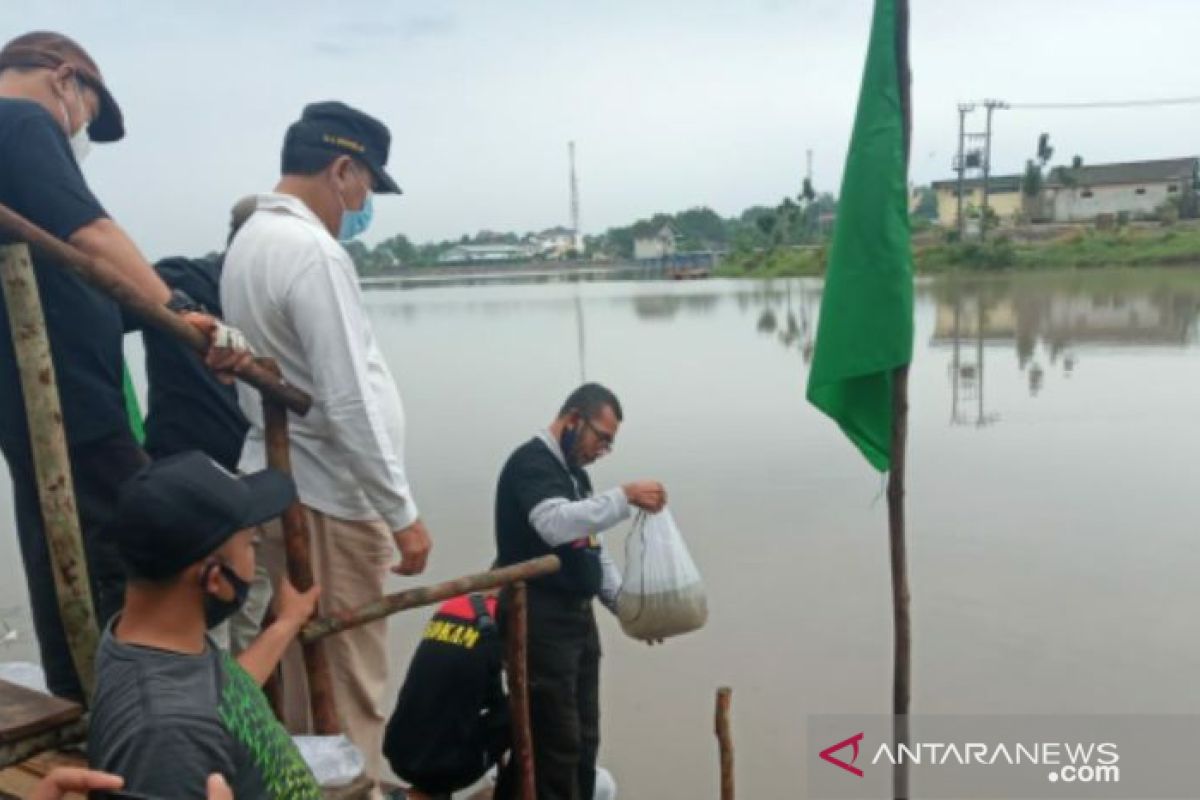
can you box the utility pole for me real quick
[568,141,581,253]
[979,99,1008,241]
[955,103,974,239]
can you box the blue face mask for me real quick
[338,191,374,241]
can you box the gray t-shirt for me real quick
[89,621,321,799]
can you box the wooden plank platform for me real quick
[0,680,82,745]
[1,754,377,799]
[0,750,88,800]
[0,678,382,798]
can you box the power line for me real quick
[1006,96,1200,110]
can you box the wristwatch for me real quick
[166,288,205,315]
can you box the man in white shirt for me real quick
[220,101,431,787]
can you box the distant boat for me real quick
[666,266,711,281]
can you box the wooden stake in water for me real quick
[0,243,98,703]
[715,687,734,800]
[505,582,536,800]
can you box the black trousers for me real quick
[5,430,147,702]
[497,587,601,800]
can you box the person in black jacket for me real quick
[384,593,509,798]
[492,383,666,800]
[141,197,255,472]
[134,196,268,653]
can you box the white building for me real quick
[633,224,677,261]
[438,243,536,264]
[530,226,579,258]
[1044,157,1197,222]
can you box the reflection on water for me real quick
[737,270,1200,429]
[2,269,1200,797]
[751,281,817,362]
[929,275,1200,424]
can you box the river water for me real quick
[3,269,1200,797]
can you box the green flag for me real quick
[122,361,145,445]
[805,0,913,472]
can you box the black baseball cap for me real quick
[282,100,401,194]
[0,31,124,142]
[111,451,296,581]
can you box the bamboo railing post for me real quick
[715,687,734,800]
[505,581,536,800]
[260,359,339,735]
[301,555,560,644]
[0,243,98,703]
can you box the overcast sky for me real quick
[5,0,1199,257]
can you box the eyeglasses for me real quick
[581,416,616,449]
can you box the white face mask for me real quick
[57,80,92,164]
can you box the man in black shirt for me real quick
[0,31,250,701]
[493,383,666,800]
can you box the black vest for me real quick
[494,437,603,599]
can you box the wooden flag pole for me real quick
[887,364,911,800]
[889,0,913,798]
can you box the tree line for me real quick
[345,187,852,275]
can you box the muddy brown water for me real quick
[3,269,1200,797]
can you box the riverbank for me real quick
[715,223,1200,277]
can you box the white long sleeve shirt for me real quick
[529,430,626,612]
[220,193,418,531]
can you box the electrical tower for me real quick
[954,103,975,239]
[952,104,991,239]
[568,141,581,252]
[978,99,1008,240]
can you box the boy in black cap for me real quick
[88,451,322,800]
[222,101,431,787]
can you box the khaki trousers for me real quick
[261,505,393,786]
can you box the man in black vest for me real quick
[493,383,666,800]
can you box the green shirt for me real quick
[90,623,322,799]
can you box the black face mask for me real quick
[560,423,580,467]
[202,561,251,629]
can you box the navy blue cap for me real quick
[283,100,401,194]
[111,451,296,580]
